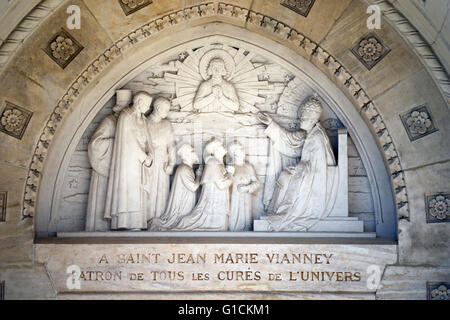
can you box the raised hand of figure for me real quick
[257,112,273,125]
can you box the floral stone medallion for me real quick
[425,193,450,223]
[118,0,153,16]
[351,32,391,70]
[427,282,450,300]
[281,0,316,17]
[43,28,84,69]
[400,105,439,141]
[0,102,33,140]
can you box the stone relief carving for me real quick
[104,91,154,230]
[26,4,406,234]
[400,105,439,141]
[427,282,450,300]
[0,101,33,140]
[228,141,261,231]
[255,97,339,231]
[145,97,176,225]
[85,90,132,231]
[168,138,232,231]
[166,45,272,114]
[119,0,153,16]
[82,57,364,233]
[43,28,83,69]
[281,0,316,17]
[351,33,391,70]
[149,144,201,231]
[425,193,450,223]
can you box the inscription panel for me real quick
[37,243,396,294]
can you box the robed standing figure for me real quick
[85,90,132,231]
[145,97,176,226]
[104,92,154,230]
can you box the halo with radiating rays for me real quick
[165,44,274,113]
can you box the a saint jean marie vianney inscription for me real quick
[55,244,396,293]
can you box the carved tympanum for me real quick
[81,43,364,234]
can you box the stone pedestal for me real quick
[254,217,365,233]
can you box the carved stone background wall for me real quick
[0,0,448,299]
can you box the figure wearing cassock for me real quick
[171,139,232,231]
[258,112,307,212]
[86,90,132,231]
[145,97,177,225]
[85,115,116,231]
[149,144,201,231]
[104,92,153,230]
[228,142,261,231]
[263,97,339,231]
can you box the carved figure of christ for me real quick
[193,58,240,112]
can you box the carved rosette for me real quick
[425,193,450,223]
[119,0,153,16]
[43,29,83,69]
[427,282,450,300]
[351,33,391,70]
[0,102,33,140]
[281,0,315,17]
[400,105,438,141]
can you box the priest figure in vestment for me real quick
[258,111,307,213]
[104,92,154,231]
[261,96,339,231]
[145,97,176,227]
[85,90,132,231]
